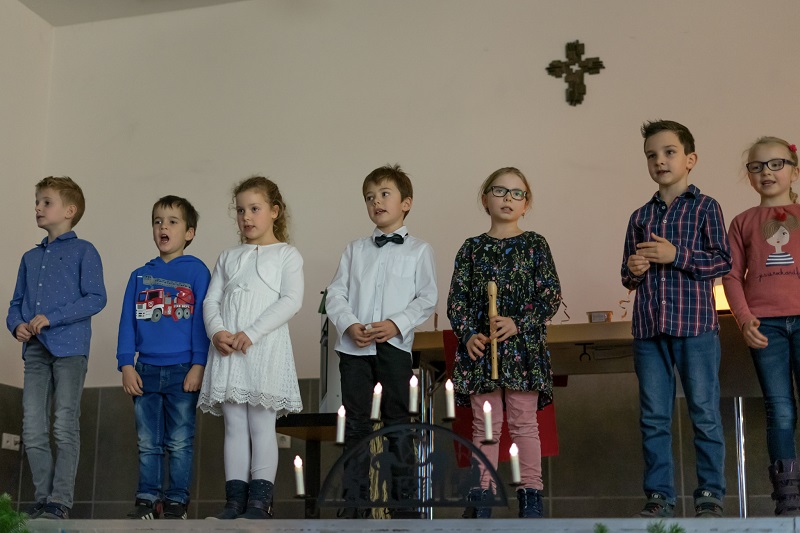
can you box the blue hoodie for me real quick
[116,255,211,370]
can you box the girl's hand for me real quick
[231,332,253,354]
[212,330,235,356]
[742,319,768,349]
[627,254,651,276]
[490,316,518,342]
[466,333,489,361]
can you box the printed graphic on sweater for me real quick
[135,279,195,322]
[762,211,800,267]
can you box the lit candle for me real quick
[509,443,521,484]
[294,455,305,496]
[336,405,346,444]
[483,401,493,441]
[409,375,419,414]
[370,382,383,420]
[445,379,456,419]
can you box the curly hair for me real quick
[233,176,289,243]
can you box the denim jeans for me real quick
[750,316,800,463]
[22,338,88,509]
[133,362,199,504]
[633,330,725,503]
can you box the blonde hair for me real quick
[35,176,86,227]
[233,176,289,243]
[478,167,532,215]
[746,136,799,203]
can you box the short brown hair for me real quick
[152,195,200,248]
[641,120,695,155]
[362,164,413,217]
[35,176,86,227]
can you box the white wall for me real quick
[6,0,799,387]
[0,0,52,387]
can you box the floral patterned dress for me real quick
[447,231,561,409]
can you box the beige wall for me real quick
[0,0,52,387]
[4,0,800,387]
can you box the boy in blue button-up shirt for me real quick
[7,177,106,520]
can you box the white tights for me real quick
[222,403,278,482]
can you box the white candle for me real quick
[509,443,521,484]
[445,379,456,419]
[294,455,305,496]
[409,375,419,414]
[370,382,383,420]
[336,405,346,444]
[483,401,493,441]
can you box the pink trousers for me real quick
[471,389,542,490]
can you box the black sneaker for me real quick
[126,498,161,520]
[694,490,723,518]
[162,499,188,519]
[39,502,70,520]
[25,501,46,519]
[636,493,675,518]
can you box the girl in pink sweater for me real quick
[722,136,800,516]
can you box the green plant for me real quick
[593,523,609,533]
[646,520,686,533]
[0,493,29,533]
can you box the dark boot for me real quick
[239,479,273,519]
[212,480,248,519]
[517,488,543,518]
[462,487,492,518]
[769,459,800,516]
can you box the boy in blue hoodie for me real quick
[117,196,211,520]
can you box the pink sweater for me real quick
[722,203,800,327]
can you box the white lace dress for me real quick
[198,243,304,417]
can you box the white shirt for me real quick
[326,226,437,355]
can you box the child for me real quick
[326,164,437,518]
[722,137,800,515]
[116,195,211,520]
[447,167,561,519]
[622,120,732,518]
[6,176,107,520]
[197,176,304,519]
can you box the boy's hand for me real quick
[627,254,651,276]
[345,323,373,348]
[742,319,769,349]
[231,332,253,354]
[636,233,676,264]
[212,331,235,356]
[14,323,32,342]
[366,320,400,343]
[121,365,143,396]
[466,333,489,361]
[490,316,517,342]
[28,314,50,335]
[183,364,204,392]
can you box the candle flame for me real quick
[445,379,453,391]
[294,455,303,468]
[338,405,346,417]
[509,443,519,456]
[483,400,492,413]
[374,382,382,394]
[410,375,418,387]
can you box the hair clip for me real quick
[790,144,798,153]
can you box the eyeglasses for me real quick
[745,158,797,174]
[488,186,527,201]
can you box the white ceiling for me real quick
[18,0,249,26]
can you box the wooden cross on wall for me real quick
[546,40,605,106]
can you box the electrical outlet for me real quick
[277,434,291,449]
[1,433,20,451]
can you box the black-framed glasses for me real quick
[745,158,797,173]
[488,186,527,200]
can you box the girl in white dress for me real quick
[198,176,304,519]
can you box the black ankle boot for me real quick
[212,480,248,519]
[462,487,492,518]
[239,479,273,519]
[769,459,800,516]
[517,487,543,518]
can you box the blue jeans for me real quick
[133,362,199,504]
[633,331,725,503]
[22,338,88,509]
[750,316,800,463]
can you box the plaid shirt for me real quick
[621,185,731,339]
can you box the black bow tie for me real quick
[374,234,405,247]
